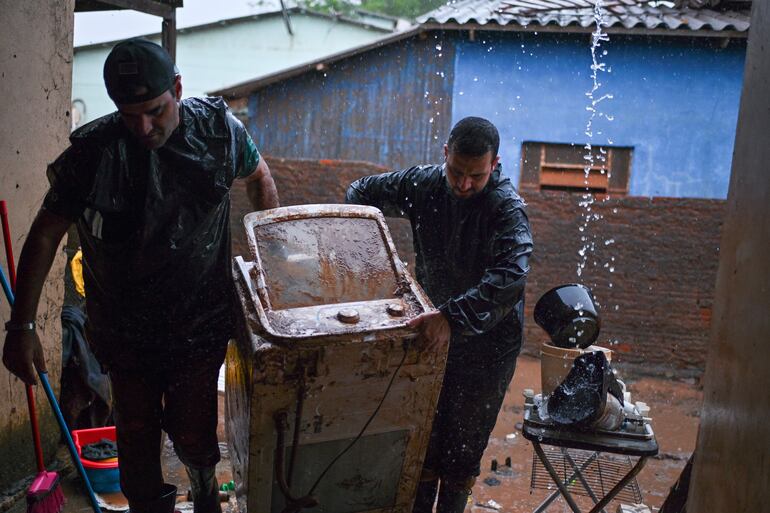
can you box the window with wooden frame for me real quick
[519,142,632,196]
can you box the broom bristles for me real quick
[27,471,66,513]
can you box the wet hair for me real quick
[446,117,500,158]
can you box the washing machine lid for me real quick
[235,204,433,343]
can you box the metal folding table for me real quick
[522,408,658,513]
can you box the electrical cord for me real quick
[287,378,305,488]
[276,342,410,513]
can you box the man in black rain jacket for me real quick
[346,117,533,513]
[2,40,279,513]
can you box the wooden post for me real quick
[162,9,177,62]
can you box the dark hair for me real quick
[446,117,500,157]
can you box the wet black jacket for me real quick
[346,164,533,365]
[43,97,259,369]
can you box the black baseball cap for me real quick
[103,39,177,105]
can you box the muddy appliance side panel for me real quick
[254,336,446,513]
[271,429,409,513]
[225,337,251,513]
[247,379,296,513]
[228,265,264,511]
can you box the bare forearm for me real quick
[247,178,279,210]
[246,159,280,210]
[10,210,70,323]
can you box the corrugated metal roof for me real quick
[212,0,748,98]
[418,0,750,34]
[74,6,402,49]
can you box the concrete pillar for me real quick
[0,0,74,490]
[687,0,770,510]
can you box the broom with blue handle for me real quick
[1,200,65,513]
[1,266,65,513]
[38,370,102,513]
[0,268,101,513]
[1,200,100,513]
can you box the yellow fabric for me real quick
[71,249,85,297]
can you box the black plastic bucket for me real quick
[533,283,601,349]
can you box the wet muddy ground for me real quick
[46,355,701,513]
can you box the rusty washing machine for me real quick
[226,204,448,513]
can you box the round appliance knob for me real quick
[337,309,360,324]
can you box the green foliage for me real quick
[301,0,359,17]
[299,0,448,20]
[360,0,448,18]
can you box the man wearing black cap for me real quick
[2,39,279,513]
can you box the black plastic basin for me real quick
[534,283,601,349]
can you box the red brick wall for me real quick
[230,157,724,376]
[522,193,724,377]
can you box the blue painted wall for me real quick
[248,33,454,171]
[450,32,746,198]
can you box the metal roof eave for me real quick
[420,20,748,38]
[74,7,395,51]
[209,26,423,98]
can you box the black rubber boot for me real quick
[412,478,439,513]
[127,483,178,513]
[436,477,474,513]
[186,465,222,513]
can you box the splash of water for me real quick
[577,0,611,280]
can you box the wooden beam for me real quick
[76,0,175,18]
[162,10,177,62]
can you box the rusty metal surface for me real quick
[235,204,433,344]
[266,299,422,337]
[228,202,447,512]
[419,0,750,34]
[244,205,402,311]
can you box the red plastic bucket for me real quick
[72,426,120,493]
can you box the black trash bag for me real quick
[548,351,623,429]
[45,97,252,371]
[60,305,112,429]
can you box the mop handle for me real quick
[38,371,102,513]
[25,383,45,472]
[0,274,46,472]
[0,207,46,471]
[0,201,16,289]
[0,265,12,306]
